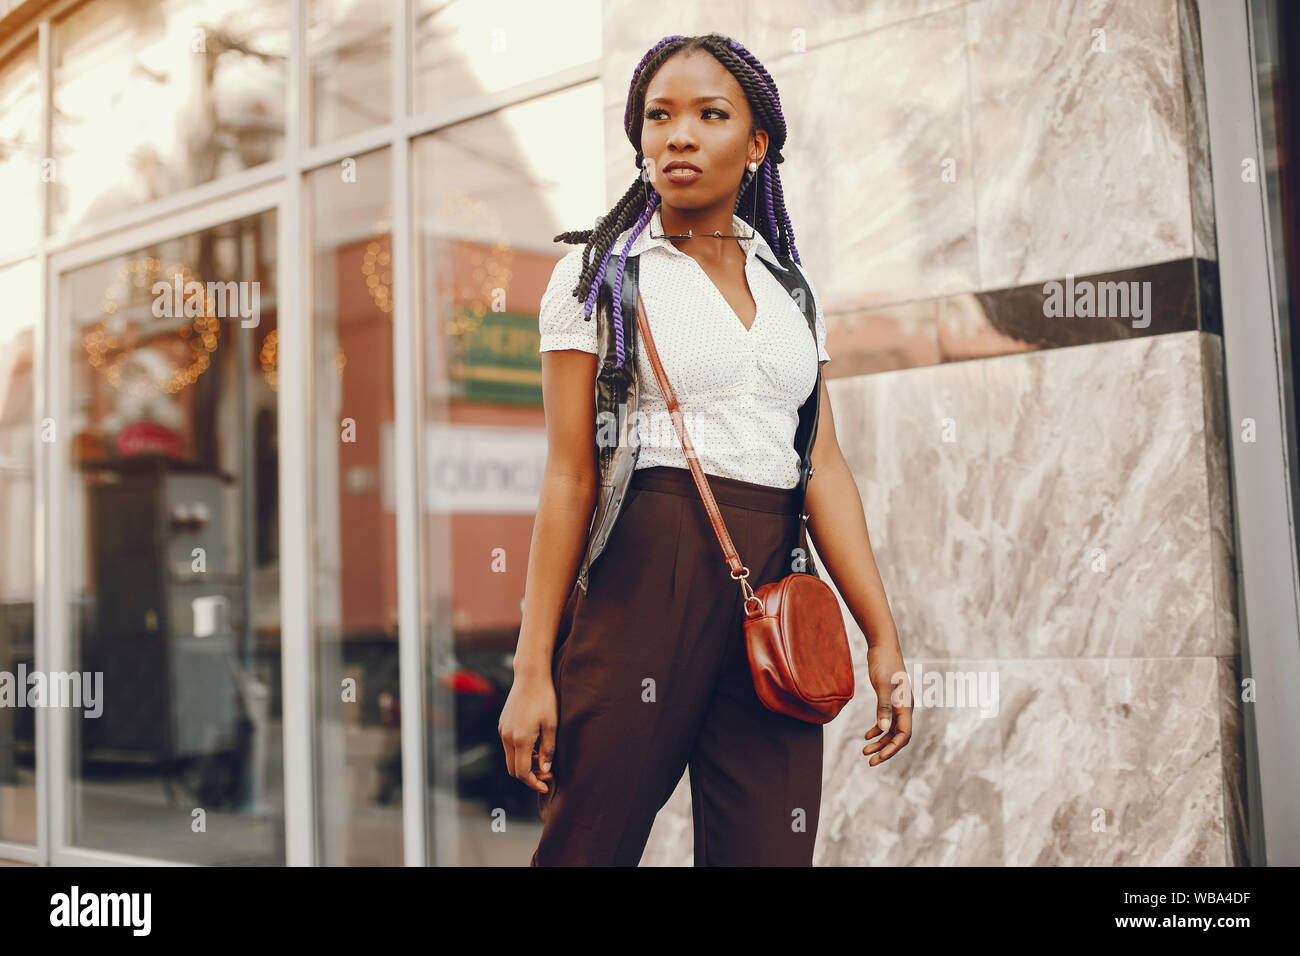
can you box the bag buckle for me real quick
[731,566,764,616]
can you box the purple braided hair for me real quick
[769,162,802,264]
[609,190,660,367]
[760,162,778,251]
[624,35,687,138]
[722,37,797,262]
[579,179,659,369]
[726,38,788,142]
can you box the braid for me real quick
[760,162,778,254]
[702,36,791,255]
[551,175,644,308]
[768,161,802,264]
[552,32,804,365]
[623,35,688,143]
[610,191,660,366]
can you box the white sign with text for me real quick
[382,421,548,514]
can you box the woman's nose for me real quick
[666,120,699,150]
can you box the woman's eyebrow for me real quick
[645,95,735,107]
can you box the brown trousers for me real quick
[531,465,824,866]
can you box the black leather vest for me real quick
[574,250,824,593]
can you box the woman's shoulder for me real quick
[542,245,591,308]
[784,260,830,365]
[539,245,600,354]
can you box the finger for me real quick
[508,732,533,778]
[864,686,895,740]
[890,671,914,713]
[863,730,891,756]
[867,729,911,766]
[511,735,547,792]
[892,690,914,739]
[499,731,516,778]
[538,718,557,776]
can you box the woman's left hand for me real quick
[863,639,912,766]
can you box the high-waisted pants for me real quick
[531,464,824,866]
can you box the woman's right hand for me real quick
[498,670,558,793]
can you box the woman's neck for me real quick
[658,204,747,268]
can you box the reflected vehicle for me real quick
[376,635,536,818]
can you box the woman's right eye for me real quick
[644,108,666,120]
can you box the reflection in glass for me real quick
[1252,0,1300,584]
[410,0,599,114]
[413,81,605,864]
[51,0,287,234]
[62,212,283,864]
[308,150,401,865]
[308,0,391,146]
[0,259,39,846]
[0,44,40,257]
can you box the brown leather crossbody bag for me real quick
[634,290,854,724]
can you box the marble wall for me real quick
[641,331,1244,866]
[597,0,1245,866]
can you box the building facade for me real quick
[0,0,1297,866]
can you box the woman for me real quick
[499,33,911,867]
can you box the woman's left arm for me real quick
[804,373,914,766]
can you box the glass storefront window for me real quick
[307,149,401,865]
[410,0,600,114]
[61,210,283,864]
[0,258,39,847]
[0,43,40,257]
[307,0,391,146]
[50,0,288,234]
[2,0,610,866]
[412,79,604,864]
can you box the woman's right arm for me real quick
[499,250,599,794]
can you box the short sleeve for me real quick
[794,262,831,365]
[538,247,598,355]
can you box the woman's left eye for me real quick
[703,108,728,119]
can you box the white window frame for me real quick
[1198,0,1300,866]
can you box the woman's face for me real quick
[640,49,767,213]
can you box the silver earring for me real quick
[748,161,758,172]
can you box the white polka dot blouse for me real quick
[538,206,830,490]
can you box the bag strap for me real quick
[634,289,763,616]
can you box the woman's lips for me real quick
[664,167,702,185]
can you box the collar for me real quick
[615,206,790,272]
